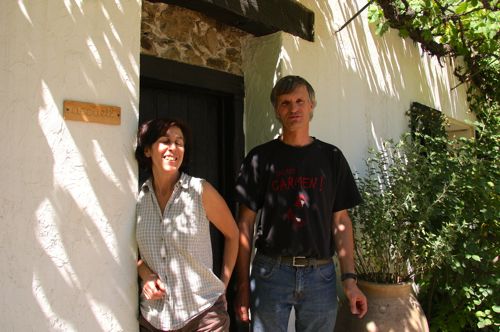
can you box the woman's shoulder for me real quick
[137,178,153,200]
[180,173,206,193]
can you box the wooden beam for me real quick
[152,0,314,41]
[140,54,244,96]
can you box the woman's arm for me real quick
[202,181,239,288]
[137,258,166,300]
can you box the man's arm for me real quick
[332,209,368,318]
[234,204,257,322]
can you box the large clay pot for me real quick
[334,280,429,332]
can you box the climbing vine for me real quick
[369,0,499,117]
[367,1,499,331]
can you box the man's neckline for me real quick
[277,135,316,147]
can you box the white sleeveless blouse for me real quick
[136,173,224,331]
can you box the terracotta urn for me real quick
[334,280,429,332]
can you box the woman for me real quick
[135,118,239,332]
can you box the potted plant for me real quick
[335,135,454,332]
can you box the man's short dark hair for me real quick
[270,75,316,109]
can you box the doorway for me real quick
[139,54,244,276]
[139,55,245,330]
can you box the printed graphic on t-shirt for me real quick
[271,167,325,192]
[285,192,308,230]
[271,167,326,231]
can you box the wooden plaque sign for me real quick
[63,100,121,125]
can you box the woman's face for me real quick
[145,126,185,175]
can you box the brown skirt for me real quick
[139,295,229,332]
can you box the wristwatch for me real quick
[341,272,358,282]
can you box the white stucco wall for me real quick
[241,2,472,330]
[242,0,472,173]
[0,1,474,330]
[0,1,141,331]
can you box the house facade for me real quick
[0,0,472,331]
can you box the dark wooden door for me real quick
[139,56,244,278]
[139,56,244,330]
[139,79,227,191]
[139,78,234,278]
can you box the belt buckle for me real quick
[292,256,307,267]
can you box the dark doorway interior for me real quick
[139,54,245,330]
[139,79,237,200]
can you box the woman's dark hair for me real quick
[134,118,192,173]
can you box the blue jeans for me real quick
[250,253,338,332]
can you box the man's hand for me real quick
[142,274,166,300]
[343,280,368,318]
[235,282,251,322]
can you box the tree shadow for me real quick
[270,0,472,171]
[241,33,285,151]
[238,2,471,331]
[1,1,140,331]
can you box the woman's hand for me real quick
[138,259,166,300]
[142,274,166,300]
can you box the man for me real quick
[234,75,367,331]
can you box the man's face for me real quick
[275,85,314,132]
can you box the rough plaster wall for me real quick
[141,0,250,75]
[0,1,141,331]
[241,0,472,173]
[241,33,283,151]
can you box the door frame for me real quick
[139,53,245,211]
[140,54,245,331]
[141,54,244,97]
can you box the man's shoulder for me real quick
[247,139,280,155]
[313,138,342,154]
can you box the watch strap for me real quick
[341,272,358,282]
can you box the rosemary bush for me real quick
[353,108,499,330]
[352,136,454,284]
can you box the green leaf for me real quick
[476,311,486,317]
[399,28,409,38]
[465,254,482,262]
[478,318,492,328]
[455,2,469,14]
[375,22,390,36]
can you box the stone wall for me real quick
[141,1,250,76]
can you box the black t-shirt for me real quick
[235,138,361,258]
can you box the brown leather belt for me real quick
[267,255,333,267]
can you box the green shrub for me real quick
[417,110,499,331]
[353,108,499,331]
[353,136,456,284]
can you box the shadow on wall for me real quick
[1,1,139,331]
[288,1,466,170]
[242,33,286,150]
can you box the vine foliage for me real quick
[369,0,500,117]
[353,107,499,331]
[359,2,499,329]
